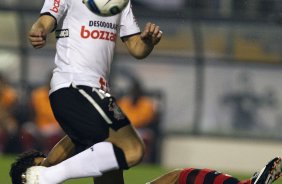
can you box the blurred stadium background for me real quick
[1,0,282,183]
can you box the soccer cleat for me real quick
[252,156,282,184]
[25,166,46,184]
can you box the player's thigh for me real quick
[50,86,143,155]
[107,125,144,150]
[49,86,110,148]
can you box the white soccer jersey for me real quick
[40,0,140,93]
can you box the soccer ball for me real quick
[83,0,129,17]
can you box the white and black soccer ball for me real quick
[83,0,129,17]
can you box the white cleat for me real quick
[25,166,46,184]
[252,156,282,184]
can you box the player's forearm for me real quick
[29,15,56,48]
[125,22,162,59]
[124,35,154,59]
[34,15,56,34]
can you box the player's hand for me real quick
[28,25,47,49]
[140,22,162,46]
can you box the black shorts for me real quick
[49,85,130,152]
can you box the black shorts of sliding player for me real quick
[49,85,131,152]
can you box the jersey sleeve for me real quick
[40,0,67,24]
[119,0,141,38]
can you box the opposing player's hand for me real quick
[140,22,162,46]
[28,25,47,49]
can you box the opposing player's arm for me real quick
[28,15,56,49]
[123,22,162,59]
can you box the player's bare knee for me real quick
[125,141,145,167]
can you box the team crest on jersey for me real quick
[108,98,125,120]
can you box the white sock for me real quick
[40,142,120,183]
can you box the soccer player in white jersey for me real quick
[27,0,162,183]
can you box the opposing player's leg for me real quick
[146,157,282,184]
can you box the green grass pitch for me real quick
[2,155,282,184]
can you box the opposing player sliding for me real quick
[10,135,282,184]
[147,158,282,184]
